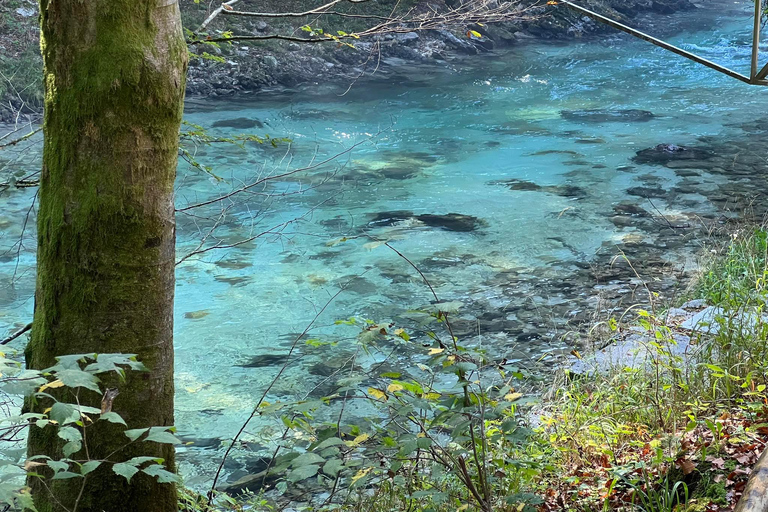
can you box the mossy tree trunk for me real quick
[26,1,187,511]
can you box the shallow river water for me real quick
[0,0,766,487]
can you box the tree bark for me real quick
[26,1,187,511]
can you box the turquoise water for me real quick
[0,0,766,486]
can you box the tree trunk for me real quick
[26,1,187,511]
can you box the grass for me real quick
[526,224,768,511]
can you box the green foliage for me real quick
[241,301,543,512]
[696,228,768,307]
[0,352,181,511]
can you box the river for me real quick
[0,0,766,489]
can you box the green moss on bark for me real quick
[26,1,187,511]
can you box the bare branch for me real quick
[191,0,538,46]
[0,127,41,150]
[0,323,32,346]
[176,131,380,212]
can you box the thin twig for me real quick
[1,323,32,346]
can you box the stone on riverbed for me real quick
[633,143,715,166]
[219,456,280,495]
[496,179,588,199]
[561,109,656,123]
[368,211,484,232]
[184,310,210,320]
[237,354,290,368]
[211,117,264,129]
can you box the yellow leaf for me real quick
[38,379,64,393]
[505,393,523,402]
[368,387,388,401]
[428,347,445,355]
[423,392,441,400]
[570,349,582,360]
[470,30,483,38]
[387,383,404,393]
[346,433,370,447]
[351,467,372,484]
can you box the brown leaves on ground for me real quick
[537,407,768,511]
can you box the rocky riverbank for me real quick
[0,0,694,123]
[184,0,695,98]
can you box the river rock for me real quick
[561,109,656,123]
[497,179,587,199]
[626,186,667,198]
[211,117,264,130]
[237,354,290,368]
[633,144,715,165]
[368,211,484,232]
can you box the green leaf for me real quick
[288,464,319,482]
[75,405,102,416]
[49,403,78,425]
[113,463,139,482]
[145,428,180,445]
[100,412,127,425]
[124,428,149,442]
[47,461,68,474]
[291,452,324,468]
[142,464,180,484]
[323,458,344,476]
[56,369,101,393]
[126,456,164,467]
[51,471,82,480]
[314,437,345,451]
[80,461,101,475]
[62,441,82,457]
[49,354,95,371]
[57,426,81,444]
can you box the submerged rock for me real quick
[184,310,210,320]
[530,149,583,157]
[368,211,484,232]
[215,259,253,270]
[211,117,264,129]
[633,144,715,166]
[561,109,656,123]
[626,186,667,198]
[496,179,587,199]
[418,213,483,231]
[613,203,650,217]
[219,456,280,495]
[178,436,223,449]
[237,354,290,368]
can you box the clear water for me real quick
[0,0,765,486]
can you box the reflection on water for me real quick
[0,0,766,486]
